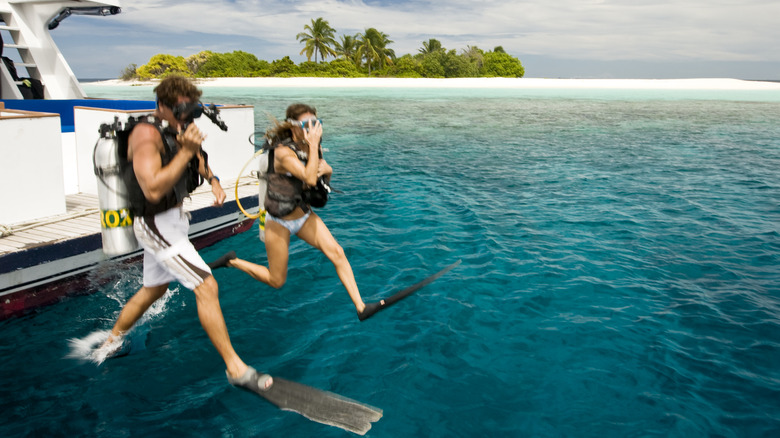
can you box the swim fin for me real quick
[230,368,382,435]
[208,250,236,270]
[358,259,461,321]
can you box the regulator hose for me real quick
[235,149,266,219]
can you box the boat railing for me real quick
[1,100,256,224]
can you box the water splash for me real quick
[66,286,179,364]
[66,329,113,364]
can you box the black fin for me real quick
[359,259,461,321]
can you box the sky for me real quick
[15,0,780,79]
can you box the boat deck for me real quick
[0,176,259,255]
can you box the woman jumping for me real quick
[208,103,383,321]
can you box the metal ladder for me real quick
[1,5,36,99]
[1,1,121,100]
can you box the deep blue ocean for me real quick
[2,84,779,437]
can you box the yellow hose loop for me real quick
[235,149,266,220]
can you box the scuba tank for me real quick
[93,117,139,256]
[235,135,270,242]
[256,150,269,242]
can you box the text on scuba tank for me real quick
[101,208,134,229]
[258,210,266,229]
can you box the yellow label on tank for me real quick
[101,209,134,229]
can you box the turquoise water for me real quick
[2,85,779,437]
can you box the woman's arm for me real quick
[275,121,323,186]
[275,146,319,186]
[318,159,332,178]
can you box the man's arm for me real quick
[196,148,226,206]
[130,124,198,203]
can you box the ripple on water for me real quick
[2,89,780,437]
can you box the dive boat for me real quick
[0,1,259,319]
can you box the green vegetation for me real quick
[135,54,190,79]
[120,18,524,80]
[196,51,270,77]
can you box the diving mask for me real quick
[171,101,228,131]
[290,118,322,131]
[172,102,203,124]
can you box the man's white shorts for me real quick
[134,207,212,290]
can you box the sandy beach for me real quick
[89,77,780,90]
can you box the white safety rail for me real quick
[73,104,256,195]
[0,106,66,224]
[1,101,258,253]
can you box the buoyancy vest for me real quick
[264,139,312,218]
[119,117,203,217]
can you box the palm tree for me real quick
[357,28,395,75]
[335,34,360,64]
[461,45,484,69]
[296,18,337,63]
[419,38,443,55]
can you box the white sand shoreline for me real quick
[87,77,780,90]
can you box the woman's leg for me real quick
[228,220,291,289]
[296,212,366,313]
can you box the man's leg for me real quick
[108,283,169,340]
[192,275,251,380]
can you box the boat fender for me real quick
[93,117,140,256]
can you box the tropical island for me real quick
[120,18,525,80]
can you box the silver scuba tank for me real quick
[257,151,269,242]
[93,119,139,255]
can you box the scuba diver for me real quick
[208,103,384,321]
[98,75,271,391]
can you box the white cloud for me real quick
[44,0,780,78]
[106,0,780,62]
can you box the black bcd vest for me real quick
[118,116,205,217]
